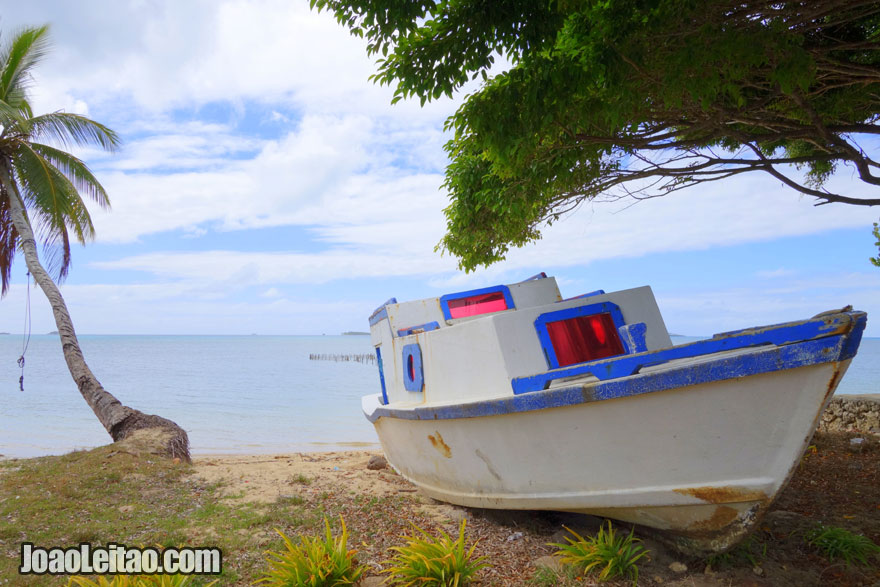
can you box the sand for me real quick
[193,450,417,504]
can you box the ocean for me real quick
[1,334,877,459]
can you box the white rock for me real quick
[669,561,688,573]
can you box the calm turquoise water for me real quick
[1,334,877,459]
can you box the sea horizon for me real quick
[2,334,877,460]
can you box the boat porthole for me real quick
[402,343,424,392]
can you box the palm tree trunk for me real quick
[1,164,190,460]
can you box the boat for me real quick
[362,274,866,553]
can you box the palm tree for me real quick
[0,25,190,460]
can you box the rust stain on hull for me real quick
[428,432,452,458]
[674,486,767,504]
[688,505,739,532]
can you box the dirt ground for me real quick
[194,431,880,586]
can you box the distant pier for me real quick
[309,353,376,365]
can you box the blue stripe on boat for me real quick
[368,297,398,326]
[397,321,441,337]
[514,311,864,393]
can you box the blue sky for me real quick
[0,0,878,337]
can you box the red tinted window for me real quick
[447,291,508,319]
[546,313,625,367]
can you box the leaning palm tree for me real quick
[0,25,190,460]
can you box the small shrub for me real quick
[551,521,648,585]
[384,519,489,586]
[805,524,880,567]
[256,516,366,587]
[528,562,580,586]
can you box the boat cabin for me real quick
[368,274,671,406]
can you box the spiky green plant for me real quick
[384,519,489,586]
[805,524,880,567]
[256,516,366,587]
[551,521,648,585]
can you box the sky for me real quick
[0,0,878,338]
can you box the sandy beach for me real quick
[194,450,412,503]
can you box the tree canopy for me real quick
[0,25,119,293]
[314,0,880,270]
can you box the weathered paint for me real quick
[618,322,648,354]
[375,347,388,405]
[674,486,768,505]
[428,432,451,458]
[397,321,441,337]
[401,343,424,392]
[368,297,398,326]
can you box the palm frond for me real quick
[40,224,72,283]
[13,142,95,242]
[0,26,50,108]
[29,112,120,152]
[11,143,96,281]
[0,96,30,130]
[30,143,111,209]
[0,189,20,296]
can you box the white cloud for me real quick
[13,0,457,124]
[93,249,455,285]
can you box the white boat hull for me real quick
[365,275,866,553]
[367,358,850,553]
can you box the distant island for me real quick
[47,331,58,335]
[342,331,369,336]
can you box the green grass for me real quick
[0,445,316,585]
[527,563,581,586]
[551,521,648,586]
[805,524,880,567]
[384,519,489,586]
[291,474,312,486]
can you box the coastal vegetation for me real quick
[0,25,189,459]
[551,522,648,585]
[257,518,365,587]
[805,523,880,567]
[313,0,880,270]
[2,430,877,585]
[383,520,488,586]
